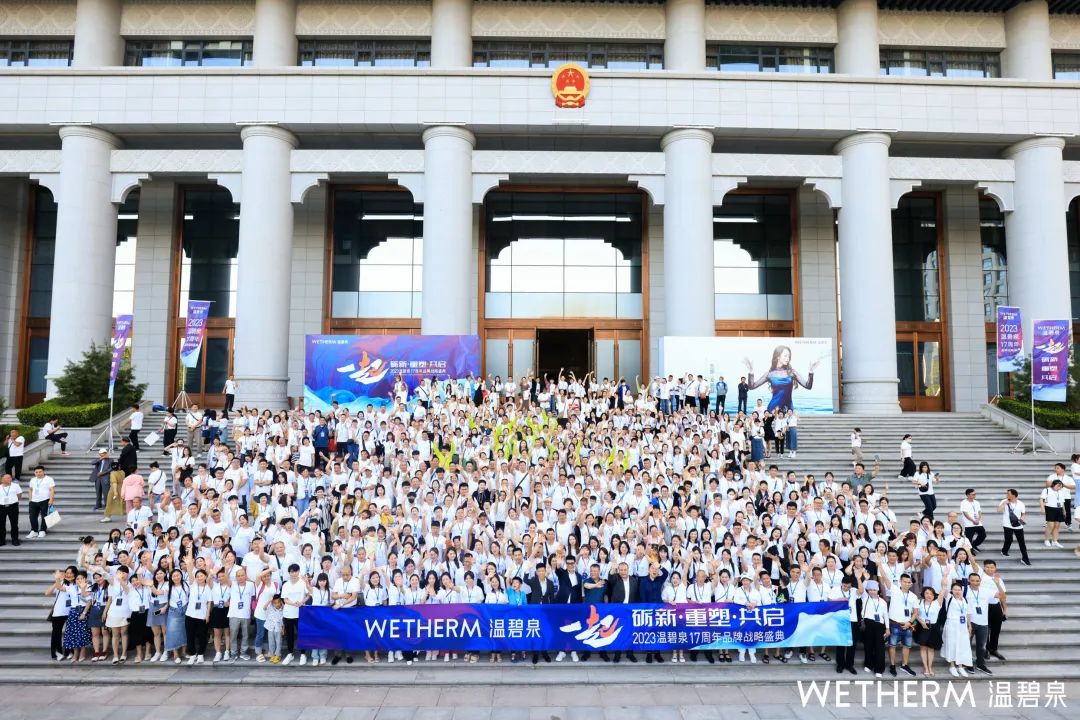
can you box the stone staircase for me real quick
[0,410,1077,680]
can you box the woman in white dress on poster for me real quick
[940,581,972,676]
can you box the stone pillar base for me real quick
[235,377,290,410]
[842,378,902,415]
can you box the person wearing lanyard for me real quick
[860,579,888,677]
[687,569,717,664]
[835,576,860,675]
[45,566,77,660]
[982,559,1008,661]
[963,573,992,675]
[459,572,484,664]
[102,566,133,665]
[88,574,110,662]
[363,571,388,664]
[733,575,760,664]
[308,572,332,666]
[209,569,233,662]
[126,574,151,664]
[164,569,189,664]
[281,564,311,666]
[0,473,22,546]
[184,569,211,665]
[885,573,918,677]
[228,567,256,661]
[942,581,973,676]
[403,574,426,666]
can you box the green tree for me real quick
[1008,351,1080,411]
[53,342,146,408]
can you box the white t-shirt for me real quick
[0,482,21,506]
[281,579,308,619]
[228,581,256,618]
[185,584,212,619]
[959,498,982,528]
[333,577,361,607]
[224,379,237,395]
[29,475,54,503]
[1001,500,1026,530]
[887,589,918,624]
[130,411,144,431]
[6,435,24,457]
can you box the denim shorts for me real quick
[889,622,913,648]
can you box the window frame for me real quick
[472,41,664,70]
[705,44,833,74]
[879,48,1001,78]
[123,38,254,68]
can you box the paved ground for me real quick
[0,682,1075,720]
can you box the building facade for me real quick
[2,0,1080,414]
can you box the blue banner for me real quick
[995,306,1023,372]
[1032,319,1070,402]
[299,601,851,653]
[180,300,212,369]
[304,334,480,412]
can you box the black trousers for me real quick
[964,525,986,551]
[50,615,66,658]
[162,428,176,450]
[129,429,140,451]
[862,619,886,673]
[224,394,235,415]
[5,456,22,481]
[837,621,859,670]
[920,494,937,520]
[987,603,1004,653]
[284,617,298,655]
[1065,499,1073,526]
[716,395,726,414]
[95,476,110,509]
[28,500,48,534]
[46,432,68,452]
[185,617,208,656]
[1002,527,1029,562]
[737,398,748,414]
[0,503,18,544]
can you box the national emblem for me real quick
[551,63,590,108]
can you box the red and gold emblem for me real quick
[551,63,590,109]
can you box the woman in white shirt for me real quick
[899,434,915,478]
[940,581,972,676]
[184,568,212,665]
[914,586,942,677]
[363,571,388,664]
[911,461,939,520]
[102,566,134,665]
[308,573,332,666]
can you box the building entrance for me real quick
[536,329,592,381]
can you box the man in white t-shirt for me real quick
[885,573,918,677]
[959,488,986,553]
[26,465,55,539]
[4,430,24,481]
[223,377,237,416]
[0,473,22,545]
[964,572,992,675]
[128,405,144,451]
[997,489,1030,565]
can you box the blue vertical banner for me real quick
[1032,319,1071,402]
[179,300,212,369]
[995,306,1024,372]
[108,315,134,399]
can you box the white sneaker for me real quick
[443,654,449,662]
[213,651,222,662]
[149,652,160,662]
[958,667,968,677]
[158,653,168,663]
[1045,540,1053,547]
[1052,541,1064,548]
[571,652,579,663]
[396,651,403,660]
[749,652,757,664]
[224,651,232,662]
[949,666,959,677]
[196,655,204,664]
[25,532,36,539]
[555,651,566,662]
[282,654,293,665]
[99,518,110,523]
[175,656,182,665]
[239,654,250,661]
[387,654,394,663]
[800,653,808,664]
[299,655,307,666]
[186,655,197,666]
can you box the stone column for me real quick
[664,0,705,72]
[232,125,297,407]
[431,0,473,69]
[72,0,123,67]
[835,0,880,76]
[835,132,900,414]
[421,126,474,335]
[45,126,120,398]
[252,0,298,67]
[1005,136,1071,349]
[1003,0,1053,81]
[661,128,715,337]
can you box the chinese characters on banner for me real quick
[299,601,851,653]
[179,300,212,369]
[1032,319,1070,402]
[995,306,1024,372]
[108,315,134,399]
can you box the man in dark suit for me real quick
[118,437,138,476]
[89,449,112,510]
[604,562,639,663]
[526,563,557,664]
[554,557,583,604]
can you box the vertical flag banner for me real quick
[995,306,1024,372]
[180,300,212,369]
[1032,319,1071,402]
[108,315,134,399]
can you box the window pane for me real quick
[181,188,240,318]
[897,341,916,396]
[25,336,49,396]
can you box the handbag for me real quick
[1007,503,1024,527]
[44,507,62,529]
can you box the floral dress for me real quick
[62,586,91,650]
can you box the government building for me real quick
[1,0,1079,415]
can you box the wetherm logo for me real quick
[559,605,622,648]
[797,681,976,709]
[336,350,389,386]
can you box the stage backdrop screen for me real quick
[304,335,480,412]
[658,336,835,414]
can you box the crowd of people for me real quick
[17,370,1071,674]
